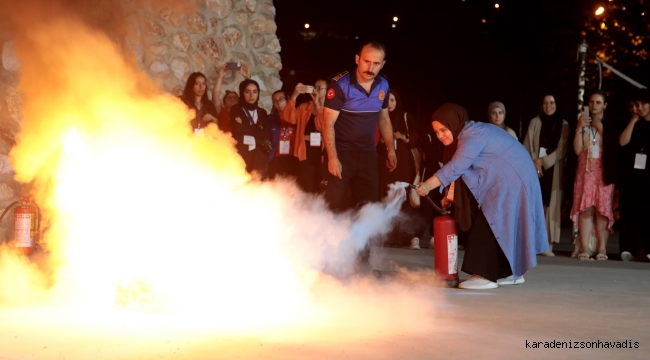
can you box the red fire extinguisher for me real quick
[0,195,40,256]
[433,214,459,288]
[409,184,459,287]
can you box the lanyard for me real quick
[590,126,597,146]
[243,109,257,125]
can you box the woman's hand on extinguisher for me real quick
[441,197,452,208]
[416,182,431,196]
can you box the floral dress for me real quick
[570,126,615,231]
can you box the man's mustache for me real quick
[364,71,375,76]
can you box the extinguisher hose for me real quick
[0,201,21,224]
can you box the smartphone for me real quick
[304,85,314,93]
[581,106,590,119]
[225,62,242,71]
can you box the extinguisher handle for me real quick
[408,184,450,215]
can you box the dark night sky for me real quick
[273,0,649,136]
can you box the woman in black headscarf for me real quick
[230,79,272,178]
[523,94,570,256]
[377,89,422,248]
[378,89,419,198]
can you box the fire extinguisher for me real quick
[409,184,459,288]
[0,195,40,256]
[433,214,459,288]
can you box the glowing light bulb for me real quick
[393,16,398,22]
[304,23,310,29]
[495,4,500,9]
[595,7,604,15]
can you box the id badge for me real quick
[634,153,647,170]
[539,147,548,158]
[194,128,204,137]
[279,140,290,154]
[589,145,601,159]
[310,132,321,147]
[243,135,256,151]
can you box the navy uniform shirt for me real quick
[324,71,390,151]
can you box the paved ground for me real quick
[1,227,647,359]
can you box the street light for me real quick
[495,4,500,9]
[393,16,398,22]
[595,7,604,16]
[304,23,310,29]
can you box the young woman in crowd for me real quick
[417,103,547,289]
[279,81,326,193]
[523,94,570,256]
[267,89,300,181]
[618,89,650,261]
[229,79,272,178]
[212,62,249,133]
[378,89,422,249]
[180,72,218,131]
[570,91,615,260]
[487,101,517,139]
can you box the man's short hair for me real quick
[357,40,386,59]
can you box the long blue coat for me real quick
[435,121,548,277]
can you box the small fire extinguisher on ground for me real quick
[0,195,40,256]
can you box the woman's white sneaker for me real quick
[410,237,421,250]
[497,275,525,285]
[458,275,498,290]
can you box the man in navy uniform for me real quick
[322,41,397,212]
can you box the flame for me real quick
[0,8,440,359]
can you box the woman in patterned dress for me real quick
[570,91,615,260]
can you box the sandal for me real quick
[596,253,608,261]
[578,253,590,261]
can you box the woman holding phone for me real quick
[279,81,326,193]
[212,62,249,133]
[570,91,615,260]
[523,94,570,256]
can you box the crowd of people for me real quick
[179,40,650,289]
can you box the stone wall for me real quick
[0,0,282,243]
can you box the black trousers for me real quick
[323,150,379,212]
[298,160,321,193]
[460,199,513,282]
[618,184,650,256]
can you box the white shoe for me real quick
[458,275,498,290]
[410,237,421,250]
[497,275,525,285]
[621,251,633,262]
[429,237,435,249]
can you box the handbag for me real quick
[259,137,273,154]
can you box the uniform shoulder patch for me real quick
[326,88,336,99]
[332,71,349,82]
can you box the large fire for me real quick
[0,3,440,359]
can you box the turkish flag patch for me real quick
[326,88,335,99]
[378,90,386,101]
